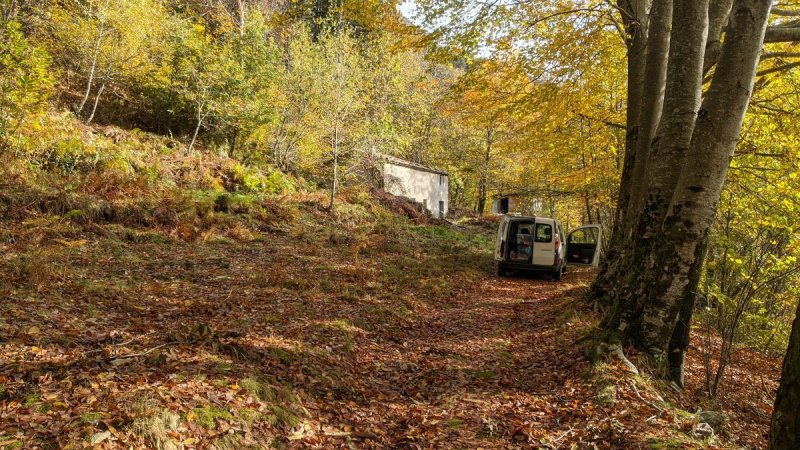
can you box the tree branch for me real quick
[756,60,800,76]
[764,26,800,43]
[761,51,800,60]
[573,111,626,130]
[772,8,800,17]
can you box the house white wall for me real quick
[491,196,544,215]
[383,162,449,218]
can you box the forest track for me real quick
[0,224,777,448]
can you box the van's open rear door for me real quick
[495,217,510,261]
[566,225,602,266]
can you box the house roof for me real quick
[381,154,449,176]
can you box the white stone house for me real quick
[382,155,449,219]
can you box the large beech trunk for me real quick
[769,300,800,449]
[639,0,770,367]
[597,0,773,381]
[591,0,650,298]
[602,0,710,343]
[594,0,800,445]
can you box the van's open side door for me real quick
[566,225,602,267]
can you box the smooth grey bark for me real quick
[639,0,772,360]
[703,0,734,74]
[625,0,673,225]
[769,300,800,449]
[602,0,710,338]
[85,82,105,124]
[77,15,106,116]
[764,26,800,43]
[591,0,651,298]
[614,0,651,223]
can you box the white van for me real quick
[495,215,601,280]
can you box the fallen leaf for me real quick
[90,431,111,445]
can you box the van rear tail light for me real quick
[554,237,560,251]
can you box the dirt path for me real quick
[314,270,600,448]
[0,226,774,448]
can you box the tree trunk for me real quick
[703,0,735,74]
[78,16,105,115]
[188,103,206,154]
[769,300,800,449]
[598,0,772,371]
[591,0,650,299]
[328,123,339,211]
[476,127,493,216]
[614,0,650,223]
[602,0,710,340]
[667,232,707,386]
[625,0,672,224]
[86,83,105,124]
[236,0,245,37]
[638,0,771,360]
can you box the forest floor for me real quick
[0,198,781,449]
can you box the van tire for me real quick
[496,262,507,277]
[552,266,563,281]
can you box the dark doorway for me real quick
[500,197,510,214]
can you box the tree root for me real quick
[608,344,639,374]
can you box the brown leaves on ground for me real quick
[0,214,780,448]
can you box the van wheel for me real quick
[496,262,507,277]
[552,266,563,281]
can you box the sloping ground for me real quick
[0,207,780,448]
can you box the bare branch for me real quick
[761,51,800,59]
[756,60,800,76]
[772,8,800,17]
[764,26,800,42]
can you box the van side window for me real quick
[535,224,552,243]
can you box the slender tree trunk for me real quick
[86,83,105,124]
[329,123,339,211]
[476,127,493,216]
[78,16,105,115]
[229,127,239,158]
[625,0,673,223]
[236,0,245,37]
[769,300,800,449]
[188,102,206,154]
[703,0,735,74]
[1,0,19,26]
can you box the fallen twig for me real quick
[108,343,171,361]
